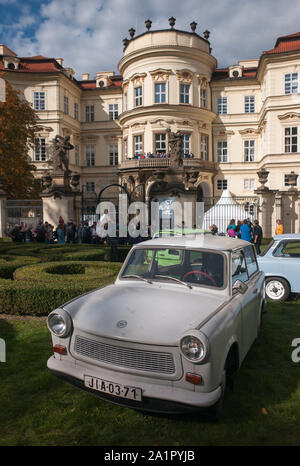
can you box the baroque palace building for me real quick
[1,19,300,235]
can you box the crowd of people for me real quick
[132,151,195,160]
[209,218,264,254]
[8,216,145,246]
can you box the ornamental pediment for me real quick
[150,69,172,81]
[238,128,260,135]
[213,129,235,136]
[175,70,194,83]
[278,112,300,121]
[130,73,147,86]
[197,74,210,87]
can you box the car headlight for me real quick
[180,333,208,363]
[47,309,72,338]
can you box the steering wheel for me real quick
[182,270,217,287]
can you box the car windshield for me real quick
[121,248,225,289]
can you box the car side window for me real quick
[244,245,258,277]
[232,250,249,285]
[281,240,300,257]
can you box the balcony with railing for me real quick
[119,156,215,171]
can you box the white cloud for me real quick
[2,0,300,78]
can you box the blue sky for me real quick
[1,0,300,79]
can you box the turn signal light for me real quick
[53,344,67,355]
[185,373,202,385]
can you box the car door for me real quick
[272,240,300,293]
[232,247,261,361]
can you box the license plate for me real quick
[84,375,142,402]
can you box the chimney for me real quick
[81,73,90,81]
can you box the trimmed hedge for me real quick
[1,243,132,263]
[0,256,40,279]
[0,261,122,316]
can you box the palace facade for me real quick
[1,20,300,235]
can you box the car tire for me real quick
[265,277,290,302]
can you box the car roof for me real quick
[274,233,300,240]
[134,234,251,251]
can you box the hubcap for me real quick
[266,280,285,300]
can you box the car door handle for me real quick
[252,288,258,293]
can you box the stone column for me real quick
[254,188,274,238]
[275,192,282,222]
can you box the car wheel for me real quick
[265,277,290,302]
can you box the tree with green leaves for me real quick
[0,80,42,198]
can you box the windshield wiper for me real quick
[122,274,153,284]
[154,275,192,289]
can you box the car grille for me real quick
[74,335,175,374]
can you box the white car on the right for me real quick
[257,234,300,302]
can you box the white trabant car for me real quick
[47,235,265,419]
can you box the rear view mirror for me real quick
[232,279,248,295]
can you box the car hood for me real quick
[63,282,227,345]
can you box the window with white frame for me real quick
[244,140,255,162]
[245,95,255,113]
[182,134,191,155]
[75,144,80,165]
[33,92,45,110]
[134,87,142,106]
[85,105,95,122]
[155,133,167,153]
[86,181,95,192]
[200,135,208,160]
[34,138,47,161]
[284,173,299,187]
[180,84,190,104]
[85,144,95,166]
[134,135,143,155]
[217,140,228,162]
[109,104,118,120]
[154,83,166,103]
[74,102,79,120]
[284,126,298,153]
[285,73,298,95]
[217,179,228,190]
[109,144,118,165]
[200,88,207,108]
[64,96,69,114]
[217,97,227,114]
[244,178,255,190]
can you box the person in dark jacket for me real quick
[253,220,263,254]
[66,219,76,244]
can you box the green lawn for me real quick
[1,299,300,446]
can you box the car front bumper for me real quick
[47,355,222,414]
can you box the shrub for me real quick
[1,261,122,316]
[0,256,40,279]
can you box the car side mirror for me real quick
[232,279,248,295]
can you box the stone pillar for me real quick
[41,171,80,227]
[255,188,274,238]
[275,192,282,223]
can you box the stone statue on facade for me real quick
[52,135,73,174]
[167,129,183,168]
